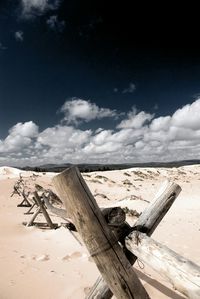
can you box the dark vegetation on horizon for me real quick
[20,160,200,173]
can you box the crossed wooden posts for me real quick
[53,166,200,299]
[23,192,58,229]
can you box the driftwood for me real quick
[86,180,182,299]
[53,167,150,299]
[126,232,200,299]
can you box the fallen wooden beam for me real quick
[86,180,182,299]
[126,231,200,299]
[53,167,150,299]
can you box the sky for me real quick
[1,0,200,166]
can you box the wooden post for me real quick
[126,232,200,299]
[86,180,181,299]
[34,192,55,229]
[53,167,150,299]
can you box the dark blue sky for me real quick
[1,1,200,165]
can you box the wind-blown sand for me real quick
[0,165,200,299]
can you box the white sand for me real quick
[0,165,200,298]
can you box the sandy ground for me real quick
[0,165,200,299]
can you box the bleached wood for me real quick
[86,180,181,299]
[126,232,200,299]
[53,167,149,299]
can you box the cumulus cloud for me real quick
[21,0,61,18]
[1,99,200,166]
[38,125,91,148]
[149,116,171,131]
[46,15,65,32]
[15,31,24,42]
[171,99,200,130]
[0,121,38,154]
[9,121,39,137]
[60,98,117,124]
[117,108,154,129]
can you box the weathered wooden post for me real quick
[86,180,182,299]
[126,232,200,299]
[53,167,150,299]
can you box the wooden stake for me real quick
[53,167,149,299]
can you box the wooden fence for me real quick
[52,166,200,299]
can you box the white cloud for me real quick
[117,108,154,129]
[9,121,39,137]
[1,99,200,166]
[0,121,38,154]
[15,31,24,42]
[46,15,65,32]
[60,98,117,124]
[38,125,91,148]
[149,116,171,131]
[122,82,136,94]
[171,99,200,130]
[21,0,61,18]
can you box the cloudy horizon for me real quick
[1,98,200,167]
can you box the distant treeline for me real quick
[20,160,200,173]
[21,164,131,173]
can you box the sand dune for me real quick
[0,166,200,298]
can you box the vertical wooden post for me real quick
[87,180,181,299]
[53,167,150,299]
